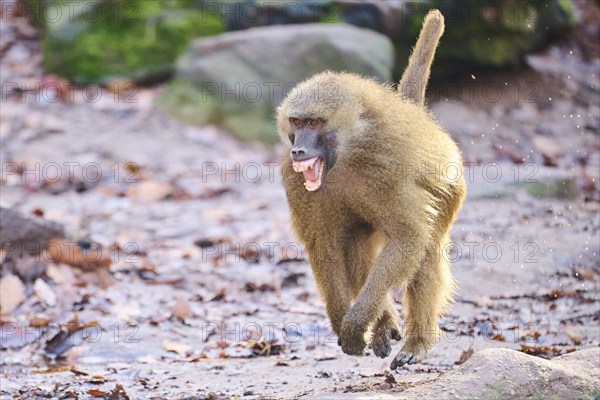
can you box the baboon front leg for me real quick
[340,231,399,356]
[391,239,454,369]
[338,233,425,356]
[330,231,377,352]
[308,239,353,335]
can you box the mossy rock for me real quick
[158,80,276,143]
[36,0,225,84]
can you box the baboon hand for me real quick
[338,314,367,356]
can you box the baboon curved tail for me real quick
[398,9,445,106]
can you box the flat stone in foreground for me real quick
[307,348,600,399]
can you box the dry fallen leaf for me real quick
[581,201,600,212]
[150,310,169,325]
[47,238,111,271]
[239,246,260,263]
[245,282,275,293]
[384,371,396,384]
[46,263,75,284]
[201,205,229,221]
[247,340,285,357]
[29,316,51,327]
[186,353,210,362]
[281,272,305,288]
[573,267,596,281]
[455,347,474,365]
[210,289,227,302]
[126,181,173,202]
[34,278,57,307]
[162,339,192,355]
[492,142,525,164]
[0,273,26,314]
[491,334,506,342]
[33,366,70,374]
[171,297,192,321]
[44,314,100,357]
[112,303,141,321]
[106,383,131,400]
[532,135,563,166]
[137,354,158,364]
[86,389,106,398]
[519,344,562,358]
[87,375,107,384]
[69,366,88,376]
[567,330,583,345]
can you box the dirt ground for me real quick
[1,2,599,399]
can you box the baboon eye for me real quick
[290,118,302,128]
[308,119,319,129]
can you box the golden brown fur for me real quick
[399,9,445,105]
[277,10,466,369]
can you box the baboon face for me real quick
[287,117,338,192]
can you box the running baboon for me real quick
[278,10,466,369]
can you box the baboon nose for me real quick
[291,147,306,158]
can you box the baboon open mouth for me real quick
[292,157,325,191]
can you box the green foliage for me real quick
[42,0,225,84]
[318,5,341,24]
[396,0,577,79]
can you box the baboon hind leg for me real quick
[391,236,454,369]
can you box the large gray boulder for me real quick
[400,348,599,399]
[159,23,394,142]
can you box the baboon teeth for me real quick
[292,157,319,172]
[292,157,324,191]
[303,158,325,191]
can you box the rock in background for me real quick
[0,207,65,256]
[158,23,394,142]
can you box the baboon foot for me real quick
[371,319,401,358]
[390,344,427,370]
